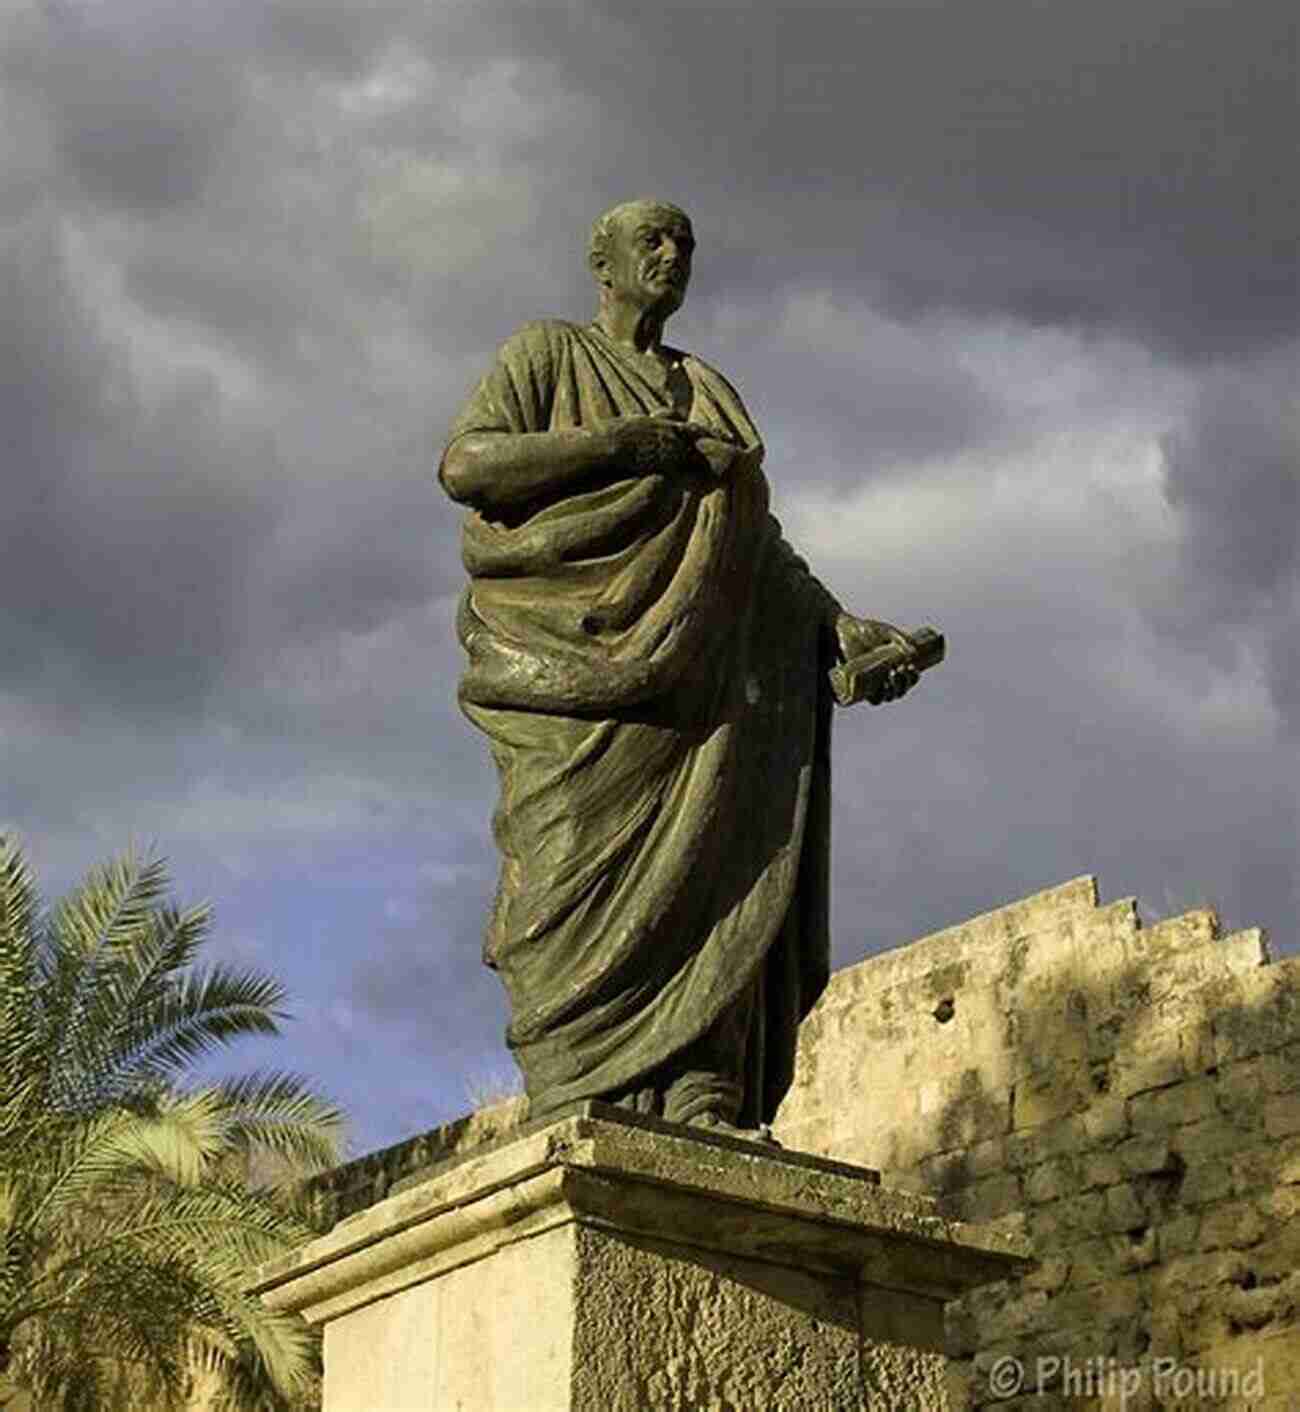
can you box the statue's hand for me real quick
[833,614,920,704]
[695,438,764,480]
[600,411,712,476]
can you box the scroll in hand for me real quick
[829,625,945,707]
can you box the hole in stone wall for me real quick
[1140,1150,1187,1208]
[1127,1225,1149,1244]
[932,997,955,1023]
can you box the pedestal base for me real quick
[251,1103,1029,1410]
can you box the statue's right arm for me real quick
[438,429,614,511]
[440,417,711,511]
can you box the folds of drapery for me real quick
[442,320,837,1124]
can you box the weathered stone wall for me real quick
[302,875,1300,1408]
[773,876,1300,1410]
[307,1095,527,1226]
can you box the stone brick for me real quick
[1251,1213,1300,1283]
[977,1288,1051,1343]
[1257,1182,1300,1223]
[1114,1134,1178,1177]
[1194,1327,1300,1412]
[1211,965,1300,1064]
[1079,1094,1129,1144]
[1221,1273,1300,1333]
[1005,1115,1084,1170]
[1199,1199,1268,1251]
[1026,1191,1106,1243]
[1232,1138,1300,1196]
[1263,1091,1300,1139]
[1080,1149,1124,1190]
[963,1134,1011,1180]
[1169,1118,1236,1164]
[1022,1255,1070,1293]
[1155,1211,1201,1259]
[1276,1137,1300,1185]
[1280,1039,1300,1091]
[944,1173,1017,1224]
[1117,1223,1159,1271]
[1062,1234,1113,1288]
[1113,1045,1187,1099]
[917,1147,971,1198]
[1052,1275,1142,1326]
[1153,1248,1251,1297]
[1100,1180,1149,1233]
[1218,1052,1292,1108]
[1146,907,1219,952]
[1024,1156,1076,1206]
[1176,1158,1235,1207]
[1128,1075,1218,1131]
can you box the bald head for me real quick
[588,199,692,282]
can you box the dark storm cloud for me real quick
[122,240,333,375]
[817,484,1300,958]
[472,0,1298,361]
[1161,364,1299,621]
[694,296,1009,487]
[1143,355,1300,729]
[0,212,280,714]
[4,2,245,212]
[250,0,421,78]
[2,0,1295,1155]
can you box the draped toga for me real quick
[441,319,840,1126]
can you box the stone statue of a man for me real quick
[439,199,922,1134]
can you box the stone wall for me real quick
[303,875,1300,1408]
[773,876,1300,1410]
[307,1095,528,1227]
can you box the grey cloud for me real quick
[1162,368,1299,614]
[5,3,246,213]
[469,0,1299,361]
[692,300,1007,487]
[0,213,280,715]
[1140,354,1300,725]
[349,837,500,1036]
[122,240,334,375]
[248,0,456,80]
[1,0,1295,1154]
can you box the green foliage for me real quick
[0,834,346,1410]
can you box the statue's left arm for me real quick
[768,518,920,705]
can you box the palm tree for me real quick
[0,833,346,1410]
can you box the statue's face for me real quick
[602,205,694,316]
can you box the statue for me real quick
[438,199,940,1136]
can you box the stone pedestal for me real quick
[251,1103,1030,1410]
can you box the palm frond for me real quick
[212,1071,346,1174]
[37,850,174,1111]
[198,1287,318,1407]
[31,1092,231,1237]
[49,850,170,959]
[0,835,42,1107]
[0,834,37,947]
[98,964,288,1103]
[1,841,345,1407]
